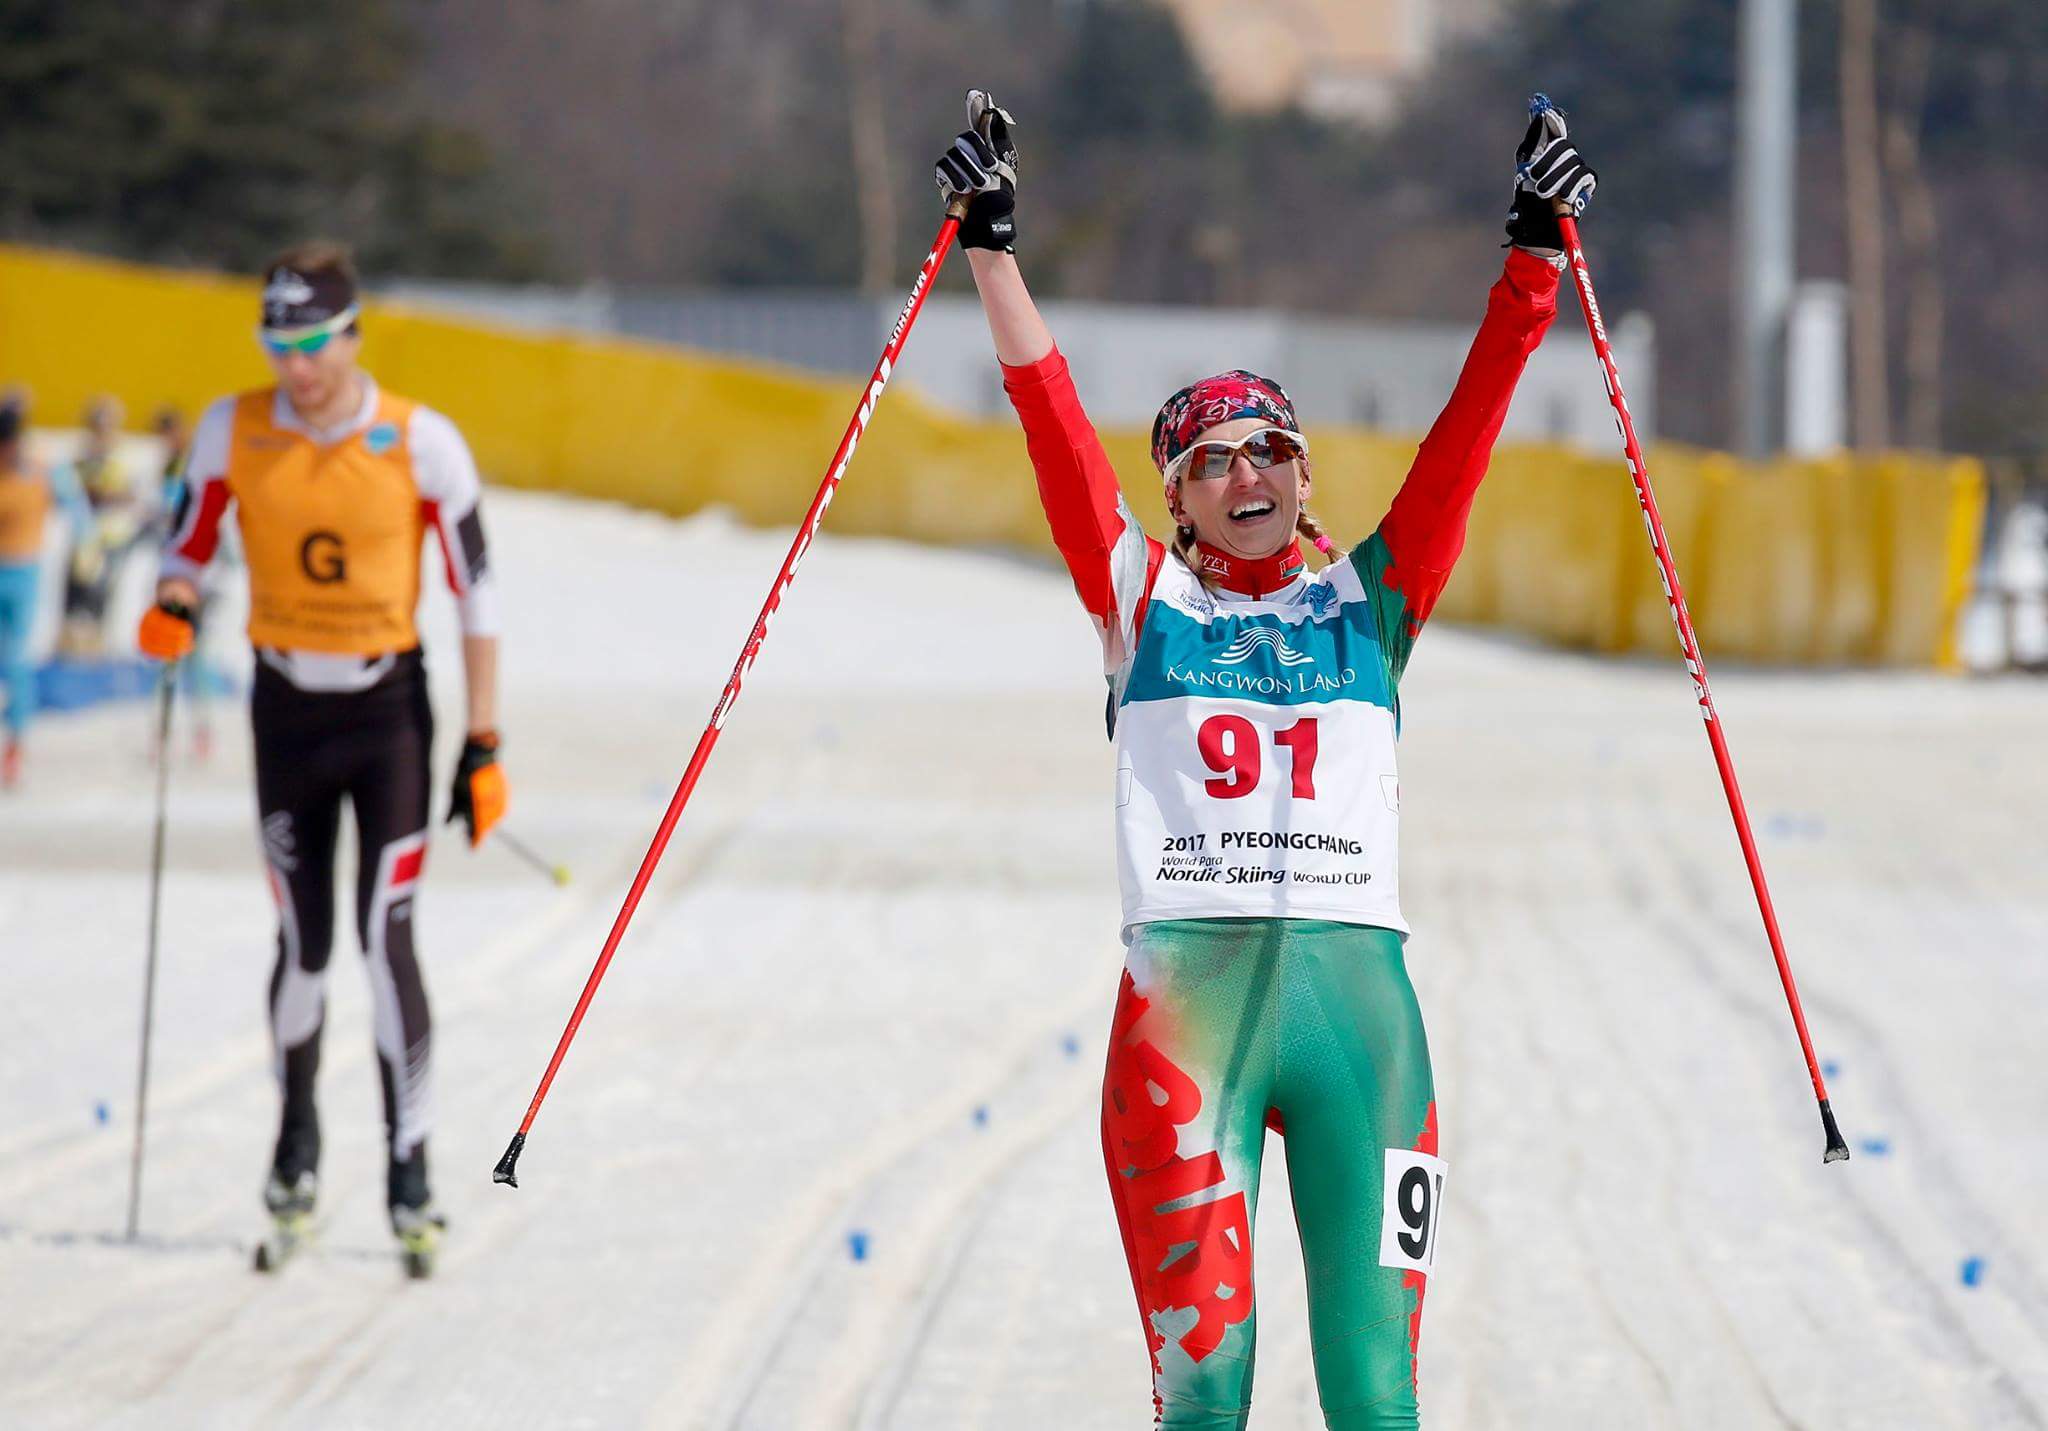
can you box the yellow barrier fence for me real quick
[0,244,1984,666]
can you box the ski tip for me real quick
[493,1132,525,1188]
[1819,1099,1851,1164]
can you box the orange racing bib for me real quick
[227,389,426,655]
[0,473,51,563]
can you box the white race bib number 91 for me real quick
[1378,1149,1447,1274]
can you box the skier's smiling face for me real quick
[1169,417,1311,561]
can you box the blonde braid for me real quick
[1297,506,1342,564]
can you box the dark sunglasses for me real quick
[1169,426,1309,483]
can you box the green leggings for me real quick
[1101,919,1439,1429]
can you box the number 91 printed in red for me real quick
[1196,714,1318,800]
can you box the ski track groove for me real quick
[849,1126,1050,1429]
[1599,815,1929,1427]
[657,794,1116,1429]
[826,809,1116,1431]
[1559,811,1819,1430]
[661,973,1106,1430]
[832,1062,1097,1429]
[1424,869,1494,1431]
[1492,902,1673,1414]
[130,1244,276,1402]
[701,832,1109,1428]
[262,1284,400,1422]
[1833,834,2048,1335]
[1640,802,2048,1383]
[678,811,899,1429]
[843,847,1110,1430]
[923,1182,1043,1431]
[1624,800,2047,1429]
[1512,876,1692,1424]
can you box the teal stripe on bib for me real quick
[1121,598,1394,710]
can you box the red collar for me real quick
[1192,539,1306,597]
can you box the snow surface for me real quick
[2,490,2044,1430]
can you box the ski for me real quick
[253,1168,319,1273]
[252,1210,316,1273]
[393,1205,446,1280]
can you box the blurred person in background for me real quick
[151,404,221,759]
[151,406,189,485]
[137,241,506,1269]
[59,395,142,657]
[0,400,53,786]
[937,92,1595,1427]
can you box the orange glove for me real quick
[137,601,195,661]
[447,732,506,848]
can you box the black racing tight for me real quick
[252,652,435,1211]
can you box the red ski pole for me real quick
[494,202,968,1188]
[1553,203,1849,1164]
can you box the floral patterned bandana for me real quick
[1150,370,1300,494]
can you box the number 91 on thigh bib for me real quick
[1380,1149,1448,1274]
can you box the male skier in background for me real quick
[139,242,507,1274]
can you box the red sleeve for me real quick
[1377,247,1562,631]
[167,479,230,568]
[1002,348,1164,649]
[159,397,236,582]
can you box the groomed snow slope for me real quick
[2,490,2044,1430]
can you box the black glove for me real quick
[934,89,1018,252]
[1505,95,1597,252]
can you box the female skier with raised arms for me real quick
[934,93,1598,1427]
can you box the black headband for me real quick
[261,266,358,331]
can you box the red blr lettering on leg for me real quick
[1129,1152,1254,1361]
[1105,1038,1201,1167]
[1102,971,1257,1365]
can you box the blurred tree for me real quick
[1840,0,1888,450]
[845,0,900,292]
[1375,0,2048,453]
[1891,0,2048,453]
[12,0,2045,451]
[0,0,545,277]
[1042,0,1215,150]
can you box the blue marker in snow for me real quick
[1960,1257,1985,1288]
[972,1104,989,1128]
[1060,1032,1081,1059]
[1821,1060,1841,1081]
[1857,1137,1890,1157]
[848,1230,870,1262]
[93,1101,110,1126]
